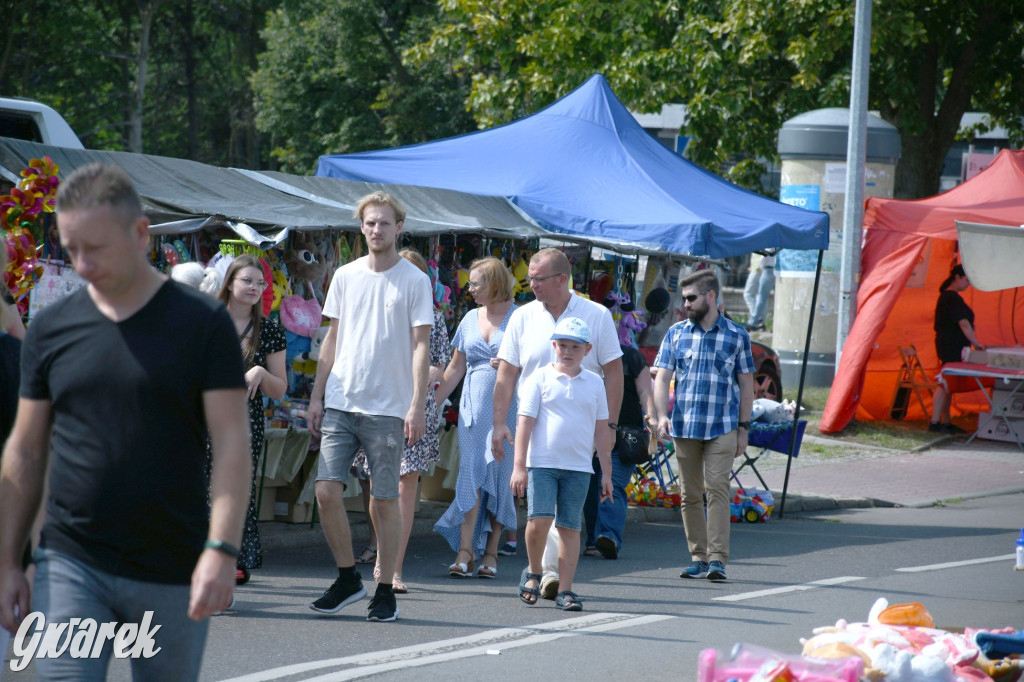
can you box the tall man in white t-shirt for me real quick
[307,192,433,623]
[492,248,623,599]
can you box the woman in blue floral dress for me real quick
[434,257,518,579]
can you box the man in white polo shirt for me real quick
[492,248,622,599]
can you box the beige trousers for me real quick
[673,431,737,565]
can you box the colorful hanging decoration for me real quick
[2,156,59,316]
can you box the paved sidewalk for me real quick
[260,434,1024,551]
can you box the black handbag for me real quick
[614,425,650,465]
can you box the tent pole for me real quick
[778,249,824,518]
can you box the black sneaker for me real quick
[944,423,968,435]
[310,577,366,614]
[367,589,399,622]
[497,542,518,556]
[928,422,945,433]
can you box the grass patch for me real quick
[789,385,938,450]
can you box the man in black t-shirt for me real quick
[0,164,251,681]
[583,344,654,559]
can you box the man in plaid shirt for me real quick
[653,270,754,582]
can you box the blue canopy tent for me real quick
[318,74,829,515]
[317,74,828,259]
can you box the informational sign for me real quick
[777,185,823,272]
[779,184,821,212]
[824,163,847,194]
[28,262,86,318]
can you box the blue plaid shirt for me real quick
[654,315,755,440]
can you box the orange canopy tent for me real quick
[821,149,1024,433]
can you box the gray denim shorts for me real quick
[316,409,404,499]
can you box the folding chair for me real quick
[890,345,937,420]
[630,440,678,494]
[731,420,807,491]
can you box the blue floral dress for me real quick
[433,305,518,555]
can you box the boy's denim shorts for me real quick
[527,467,591,531]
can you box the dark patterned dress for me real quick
[355,308,452,476]
[206,318,287,570]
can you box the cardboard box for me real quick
[991,389,1024,418]
[962,349,988,364]
[275,501,314,524]
[420,466,455,503]
[257,487,277,522]
[976,414,1024,443]
[988,347,1024,371]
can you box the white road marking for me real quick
[219,612,674,682]
[895,554,1015,573]
[712,576,865,602]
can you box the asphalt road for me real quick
[6,493,1023,681]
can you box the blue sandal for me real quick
[518,569,542,605]
[555,590,583,611]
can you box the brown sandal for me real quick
[476,553,498,578]
[448,548,474,577]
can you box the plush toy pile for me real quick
[698,598,1024,682]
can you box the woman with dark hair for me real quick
[930,264,985,434]
[214,255,288,583]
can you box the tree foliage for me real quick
[1,0,274,166]
[414,0,1024,198]
[252,0,475,173]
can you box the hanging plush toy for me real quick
[283,231,329,303]
[511,255,530,297]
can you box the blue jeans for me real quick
[749,266,775,326]
[31,547,208,681]
[583,451,636,550]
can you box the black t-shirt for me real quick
[0,331,20,443]
[21,280,245,584]
[618,344,649,428]
[934,290,974,364]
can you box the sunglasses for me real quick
[682,290,711,303]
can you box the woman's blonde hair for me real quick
[217,254,264,368]
[399,248,429,275]
[470,256,514,303]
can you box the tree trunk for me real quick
[184,0,199,160]
[129,0,165,153]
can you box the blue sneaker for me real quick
[497,542,518,556]
[707,561,727,581]
[680,561,709,579]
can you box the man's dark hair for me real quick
[680,270,719,298]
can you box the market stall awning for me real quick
[317,74,830,259]
[0,137,545,245]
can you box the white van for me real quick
[0,96,84,149]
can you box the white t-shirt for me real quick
[322,256,434,418]
[518,364,609,473]
[498,292,623,393]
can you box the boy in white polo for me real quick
[510,317,612,612]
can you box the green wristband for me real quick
[203,539,240,558]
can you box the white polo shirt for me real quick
[498,292,622,392]
[518,364,609,473]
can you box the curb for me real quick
[259,492,893,553]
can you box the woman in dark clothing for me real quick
[930,264,985,433]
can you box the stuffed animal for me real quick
[283,231,329,303]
